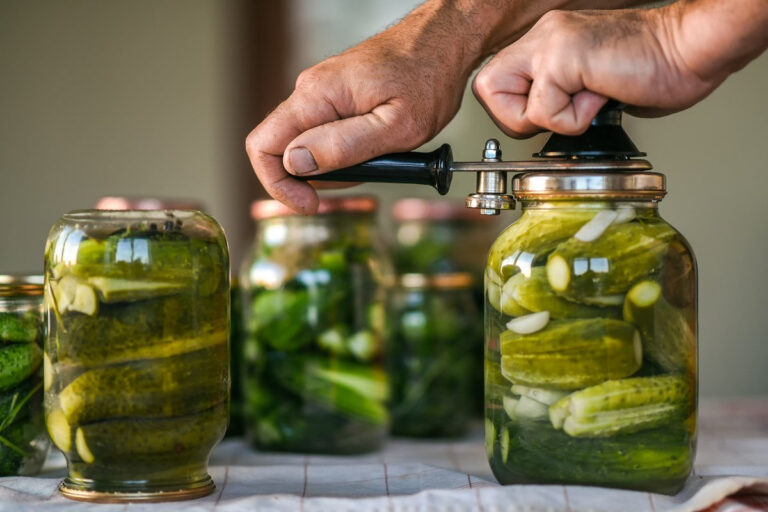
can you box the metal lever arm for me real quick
[296,144,453,195]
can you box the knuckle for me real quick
[472,69,495,100]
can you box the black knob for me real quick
[534,100,646,159]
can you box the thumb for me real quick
[283,102,427,176]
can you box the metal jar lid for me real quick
[0,274,44,297]
[251,195,378,220]
[398,272,474,290]
[512,172,666,200]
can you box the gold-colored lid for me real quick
[399,272,474,290]
[512,172,666,200]
[251,195,378,220]
[0,275,43,297]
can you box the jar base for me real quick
[58,475,215,503]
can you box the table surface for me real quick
[1,398,767,511]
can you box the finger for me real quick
[472,50,540,138]
[246,92,342,214]
[526,77,607,135]
[282,101,426,176]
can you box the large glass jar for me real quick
[485,173,697,494]
[44,210,230,502]
[388,273,478,437]
[0,275,50,475]
[241,196,391,454]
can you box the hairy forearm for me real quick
[389,0,654,76]
[666,0,768,81]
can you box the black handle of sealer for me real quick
[296,144,453,195]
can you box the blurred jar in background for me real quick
[391,198,501,279]
[241,196,392,454]
[0,275,50,476]
[388,273,479,437]
[391,198,502,417]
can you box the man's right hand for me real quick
[245,4,480,214]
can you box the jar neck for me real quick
[521,199,659,213]
[254,212,377,247]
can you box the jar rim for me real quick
[62,209,202,222]
[512,171,666,200]
[391,198,495,222]
[94,196,205,211]
[399,272,474,290]
[0,274,43,297]
[251,195,378,220]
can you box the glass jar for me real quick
[241,196,392,454]
[226,276,244,437]
[391,198,500,277]
[392,198,501,416]
[44,210,230,502]
[388,273,478,437]
[485,173,697,494]
[0,275,50,475]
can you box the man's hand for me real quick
[473,0,768,137]
[245,3,483,214]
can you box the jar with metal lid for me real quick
[388,272,479,437]
[485,172,697,494]
[44,210,230,502]
[0,275,50,475]
[240,195,392,454]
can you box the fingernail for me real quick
[288,147,317,174]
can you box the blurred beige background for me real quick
[1,0,766,397]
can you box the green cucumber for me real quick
[500,318,641,390]
[500,427,511,464]
[0,314,39,343]
[499,274,532,317]
[87,277,187,302]
[550,375,692,437]
[485,418,496,459]
[513,267,618,319]
[623,280,695,373]
[74,403,227,461]
[0,343,42,392]
[488,209,597,279]
[57,347,228,424]
[546,221,676,302]
[56,292,227,365]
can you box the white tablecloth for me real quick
[1,399,767,511]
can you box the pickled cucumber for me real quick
[512,268,618,319]
[493,423,693,494]
[0,343,42,392]
[0,313,38,343]
[546,222,676,302]
[500,318,641,389]
[498,273,532,317]
[623,280,695,373]
[56,293,227,365]
[58,347,228,424]
[488,209,597,279]
[74,403,226,460]
[549,376,692,437]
